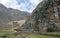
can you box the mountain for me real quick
[23,0,60,31]
[0,4,30,29]
[8,8,30,21]
[0,4,12,29]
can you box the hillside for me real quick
[8,8,30,21]
[0,4,30,29]
[7,20,25,30]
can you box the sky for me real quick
[0,0,42,13]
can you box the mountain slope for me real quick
[8,8,30,21]
[0,4,30,29]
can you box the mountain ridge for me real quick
[0,3,30,29]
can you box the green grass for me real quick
[0,30,14,35]
[6,35,21,38]
[6,34,60,38]
[46,32,60,34]
[26,34,60,38]
[0,30,60,38]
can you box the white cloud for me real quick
[0,0,42,13]
[30,0,40,5]
[0,0,9,4]
[0,0,18,8]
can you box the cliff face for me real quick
[23,0,60,31]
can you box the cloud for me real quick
[0,0,9,4]
[0,0,42,13]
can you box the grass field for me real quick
[26,34,60,38]
[0,30,60,38]
[46,32,60,34]
[6,34,60,38]
[6,35,21,38]
[0,30,14,35]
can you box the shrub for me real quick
[47,25,56,32]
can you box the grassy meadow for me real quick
[6,34,60,38]
[0,30,14,35]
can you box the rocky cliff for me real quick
[23,0,60,31]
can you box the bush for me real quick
[47,25,56,32]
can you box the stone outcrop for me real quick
[23,0,60,32]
